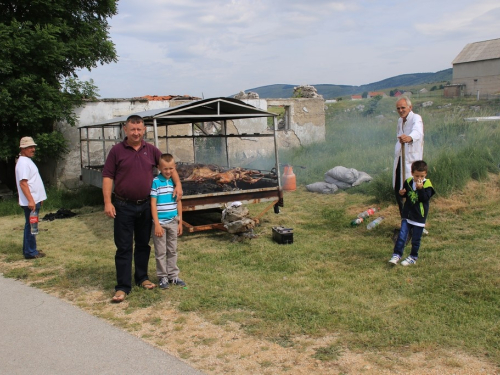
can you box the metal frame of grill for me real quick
[79,97,283,232]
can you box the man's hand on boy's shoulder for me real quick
[173,185,183,201]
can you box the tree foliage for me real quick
[0,0,118,161]
[363,95,382,116]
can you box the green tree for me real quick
[361,91,368,98]
[390,89,400,97]
[0,0,118,167]
[363,95,382,116]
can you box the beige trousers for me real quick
[152,217,179,279]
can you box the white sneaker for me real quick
[388,255,400,265]
[401,256,417,266]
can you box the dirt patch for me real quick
[30,287,496,375]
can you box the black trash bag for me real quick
[42,208,77,221]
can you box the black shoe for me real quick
[26,252,46,259]
[159,277,170,289]
[169,277,186,287]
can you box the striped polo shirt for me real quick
[150,173,177,224]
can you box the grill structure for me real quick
[79,98,283,232]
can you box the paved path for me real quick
[0,275,204,375]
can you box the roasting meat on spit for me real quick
[177,164,264,186]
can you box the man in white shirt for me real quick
[393,97,424,216]
[15,137,47,259]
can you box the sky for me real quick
[79,0,500,99]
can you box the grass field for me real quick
[1,95,499,374]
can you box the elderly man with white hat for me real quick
[15,136,47,259]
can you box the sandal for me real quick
[140,280,157,290]
[112,290,126,303]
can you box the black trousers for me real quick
[113,199,153,294]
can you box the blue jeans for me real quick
[113,199,153,294]
[393,219,424,259]
[22,203,41,258]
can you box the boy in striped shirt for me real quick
[151,154,185,289]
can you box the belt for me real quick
[113,194,149,205]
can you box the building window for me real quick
[267,105,291,131]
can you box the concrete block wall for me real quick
[55,97,325,189]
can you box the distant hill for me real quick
[243,68,452,99]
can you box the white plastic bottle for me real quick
[367,216,384,230]
[30,211,39,235]
[357,207,378,219]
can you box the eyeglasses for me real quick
[396,107,407,110]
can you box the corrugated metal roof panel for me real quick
[81,97,275,128]
[452,38,500,64]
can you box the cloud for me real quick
[414,2,500,38]
[81,0,500,98]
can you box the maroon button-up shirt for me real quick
[102,139,162,201]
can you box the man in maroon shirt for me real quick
[103,115,182,303]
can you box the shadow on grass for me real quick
[0,240,23,262]
[126,286,165,309]
[22,263,115,292]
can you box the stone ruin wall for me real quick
[56,98,175,189]
[55,95,325,189]
[267,97,326,147]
